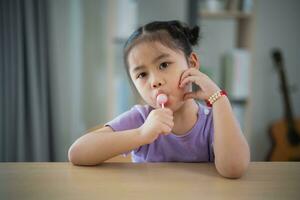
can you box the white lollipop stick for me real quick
[156,94,168,108]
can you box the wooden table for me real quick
[0,162,299,200]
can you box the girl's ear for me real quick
[188,52,200,70]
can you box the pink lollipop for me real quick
[156,94,168,108]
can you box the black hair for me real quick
[123,20,201,97]
[124,20,200,69]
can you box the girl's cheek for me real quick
[176,82,191,101]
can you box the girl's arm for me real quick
[68,108,174,166]
[180,67,250,179]
[68,126,145,165]
[212,96,250,179]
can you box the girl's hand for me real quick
[179,68,220,101]
[138,108,174,144]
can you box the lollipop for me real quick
[156,94,168,108]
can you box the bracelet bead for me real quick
[205,90,227,107]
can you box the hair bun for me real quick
[167,21,200,45]
[183,26,200,45]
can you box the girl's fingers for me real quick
[180,70,191,82]
[179,76,201,88]
[160,118,174,131]
[156,110,174,127]
[163,108,173,115]
[183,90,206,101]
[161,115,174,125]
[180,68,202,83]
[183,92,196,100]
[161,124,172,134]
[157,108,173,115]
[162,113,174,124]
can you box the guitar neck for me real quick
[270,48,300,151]
[277,57,295,128]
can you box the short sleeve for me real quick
[104,105,152,157]
[105,105,149,131]
[209,129,215,162]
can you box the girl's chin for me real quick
[162,100,185,111]
[149,97,185,109]
[151,102,171,109]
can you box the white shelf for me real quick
[200,11,253,19]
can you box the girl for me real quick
[68,20,250,178]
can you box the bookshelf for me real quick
[197,0,256,137]
[201,11,253,19]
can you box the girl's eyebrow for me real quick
[152,53,170,64]
[132,65,145,73]
[131,53,171,73]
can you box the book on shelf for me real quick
[221,49,251,100]
[227,0,253,13]
[240,0,253,13]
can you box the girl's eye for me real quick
[159,62,170,70]
[137,72,147,79]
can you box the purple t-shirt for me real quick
[105,102,215,163]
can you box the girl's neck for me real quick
[172,99,199,135]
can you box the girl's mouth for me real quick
[163,101,170,107]
[155,96,169,108]
[160,98,170,108]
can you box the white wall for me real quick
[137,0,187,25]
[250,0,300,160]
[49,0,110,161]
[49,0,83,161]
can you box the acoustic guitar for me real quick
[267,49,300,161]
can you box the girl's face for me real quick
[127,41,199,111]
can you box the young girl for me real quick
[68,20,250,178]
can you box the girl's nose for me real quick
[151,76,165,88]
[152,82,162,88]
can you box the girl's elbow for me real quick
[68,145,88,165]
[216,158,250,179]
[222,164,248,179]
[68,145,82,165]
[68,144,105,166]
[221,144,251,178]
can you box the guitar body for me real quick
[267,49,300,161]
[268,119,300,161]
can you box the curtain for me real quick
[0,0,54,161]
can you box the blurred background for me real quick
[1,0,300,162]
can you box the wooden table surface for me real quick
[0,162,299,200]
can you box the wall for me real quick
[48,0,110,161]
[250,0,300,160]
[137,0,187,25]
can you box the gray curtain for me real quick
[0,0,54,161]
